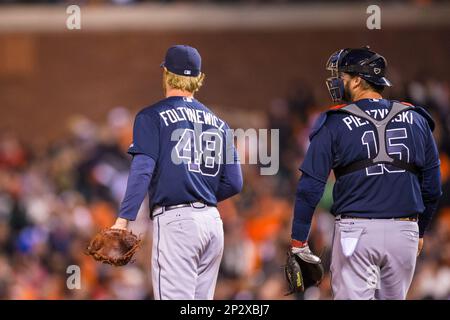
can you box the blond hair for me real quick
[164,68,205,93]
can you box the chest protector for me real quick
[328,102,434,178]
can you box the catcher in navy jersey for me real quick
[286,46,442,299]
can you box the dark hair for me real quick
[364,80,384,94]
[347,73,384,94]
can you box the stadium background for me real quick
[0,1,449,299]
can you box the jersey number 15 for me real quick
[362,128,409,176]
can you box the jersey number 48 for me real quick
[174,129,223,177]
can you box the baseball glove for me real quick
[85,229,142,266]
[284,245,324,295]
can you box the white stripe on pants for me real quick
[152,205,224,300]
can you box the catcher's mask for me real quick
[325,46,392,102]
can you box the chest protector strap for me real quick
[333,102,420,178]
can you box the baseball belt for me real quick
[151,201,214,219]
[338,214,418,222]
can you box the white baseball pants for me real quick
[152,204,224,300]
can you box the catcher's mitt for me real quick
[85,229,142,266]
[284,245,324,295]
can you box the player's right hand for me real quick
[417,238,424,257]
[111,217,129,230]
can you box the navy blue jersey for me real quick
[301,98,440,218]
[128,96,237,209]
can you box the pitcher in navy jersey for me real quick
[289,46,442,299]
[110,45,243,300]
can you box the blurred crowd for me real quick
[0,77,449,300]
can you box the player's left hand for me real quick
[417,237,424,257]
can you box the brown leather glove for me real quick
[85,229,142,266]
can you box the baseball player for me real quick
[289,46,442,299]
[110,45,243,300]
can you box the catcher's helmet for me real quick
[325,46,392,102]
